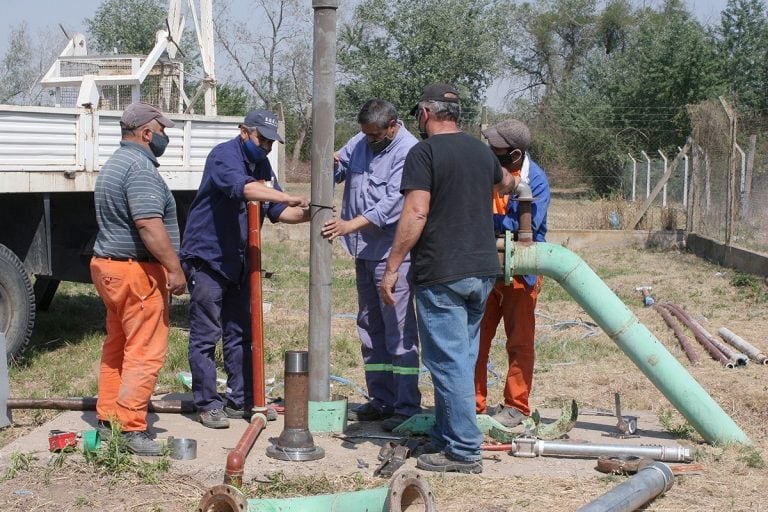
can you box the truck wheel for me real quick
[0,244,35,360]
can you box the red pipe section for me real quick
[662,304,732,367]
[222,203,269,486]
[247,201,266,408]
[653,305,700,365]
[224,414,267,486]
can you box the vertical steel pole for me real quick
[308,0,338,402]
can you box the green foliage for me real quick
[2,451,36,480]
[85,423,171,482]
[737,446,766,469]
[84,0,167,54]
[185,82,254,117]
[0,22,36,103]
[729,271,768,303]
[244,471,369,498]
[714,0,768,110]
[338,0,506,119]
[535,0,719,190]
[658,407,697,439]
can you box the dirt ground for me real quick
[0,234,766,511]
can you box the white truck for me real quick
[0,1,278,358]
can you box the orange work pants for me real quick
[474,276,542,416]
[90,258,169,432]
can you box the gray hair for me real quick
[421,100,461,122]
[357,99,398,128]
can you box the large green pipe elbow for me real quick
[509,240,750,445]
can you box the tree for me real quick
[338,0,507,121]
[215,0,308,109]
[522,0,720,193]
[714,0,768,110]
[502,0,602,102]
[0,22,64,105]
[84,0,167,54]
[214,0,313,169]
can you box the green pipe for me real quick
[199,484,390,512]
[247,487,388,512]
[508,240,750,445]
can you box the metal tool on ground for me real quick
[718,327,768,365]
[636,286,655,307]
[596,456,704,476]
[511,437,693,462]
[373,439,419,478]
[605,393,638,438]
[266,350,324,462]
[577,461,675,512]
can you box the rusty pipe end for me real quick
[224,414,267,486]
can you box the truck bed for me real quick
[0,104,275,193]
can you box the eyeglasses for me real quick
[246,128,274,148]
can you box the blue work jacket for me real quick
[495,156,551,288]
[180,136,287,283]
[335,122,418,261]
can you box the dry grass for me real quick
[0,181,766,511]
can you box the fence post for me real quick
[628,153,637,202]
[719,97,737,247]
[678,146,688,208]
[744,134,756,221]
[640,150,652,198]
[657,149,668,207]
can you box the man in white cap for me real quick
[91,102,186,456]
[181,109,309,429]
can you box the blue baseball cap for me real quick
[242,109,283,143]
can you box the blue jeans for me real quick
[416,276,495,461]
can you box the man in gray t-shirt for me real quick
[91,102,186,457]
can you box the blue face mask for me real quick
[243,138,269,164]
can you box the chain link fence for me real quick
[688,99,768,255]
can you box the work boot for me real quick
[416,452,483,474]
[348,402,392,422]
[122,431,164,456]
[412,441,443,457]
[199,408,230,429]
[224,405,252,420]
[381,414,411,432]
[492,406,526,428]
[96,420,114,441]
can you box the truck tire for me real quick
[0,244,35,359]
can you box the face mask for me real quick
[149,131,169,157]
[497,150,522,167]
[417,108,429,140]
[243,138,269,164]
[368,136,393,154]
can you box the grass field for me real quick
[0,183,766,510]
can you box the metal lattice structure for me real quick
[48,53,184,113]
